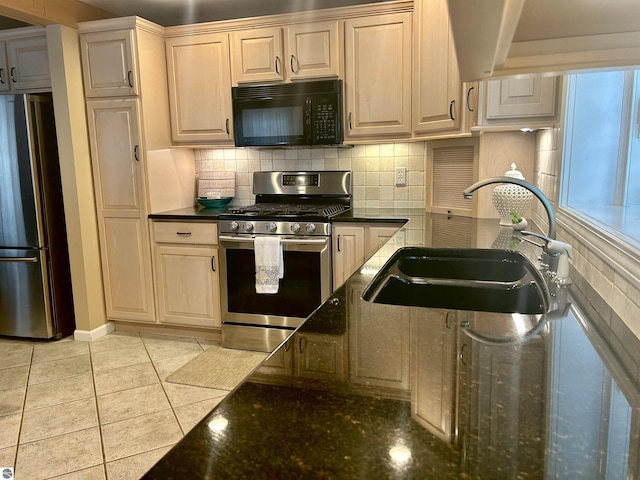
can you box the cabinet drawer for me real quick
[153,221,217,245]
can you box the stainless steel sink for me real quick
[362,247,551,314]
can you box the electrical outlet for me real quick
[395,167,407,186]
[394,230,406,247]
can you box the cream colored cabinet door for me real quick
[80,29,138,97]
[285,21,340,81]
[411,308,458,442]
[6,34,50,91]
[230,27,284,84]
[165,33,233,144]
[0,43,9,92]
[154,245,221,328]
[86,98,155,322]
[349,287,410,391]
[344,13,412,139]
[295,333,345,381]
[413,0,461,135]
[86,98,144,216]
[101,217,155,322]
[482,76,559,124]
[332,224,365,289]
[365,224,400,258]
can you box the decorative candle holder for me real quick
[491,163,533,226]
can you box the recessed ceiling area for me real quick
[80,0,394,26]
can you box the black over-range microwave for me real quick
[231,79,343,147]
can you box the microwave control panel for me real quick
[311,95,341,144]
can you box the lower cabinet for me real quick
[152,221,221,328]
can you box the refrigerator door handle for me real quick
[0,256,38,263]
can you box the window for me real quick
[561,70,640,247]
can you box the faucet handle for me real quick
[522,230,573,258]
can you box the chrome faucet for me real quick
[462,176,556,239]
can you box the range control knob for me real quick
[305,223,316,234]
[266,222,277,233]
[243,222,254,233]
[290,223,301,234]
[229,221,239,231]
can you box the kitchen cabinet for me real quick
[257,332,345,381]
[80,17,173,325]
[344,13,412,139]
[152,221,221,328]
[411,308,459,442]
[349,285,410,393]
[230,21,340,85]
[165,33,233,144]
[412,0,461,135]
[0,28,50,92]
[80,29,138,97]
[86,98,155,322]
[332,222,400,289]
[477,76,561,129]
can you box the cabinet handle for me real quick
[127,70,133,88]
[337,234,341,252]
[290,55,298,73]
[348,112,352,131]
[211,256,216,272]
[445,311,451,329]
[0,68,5,85]
[275,56,281,75]
[225,118,229,135]
[133,145,139,162]
[285,340,291,352]
[10,67,16,83]
[449,100,456,121]
[176,231,192,236]
[299,336,305,354]
[466,86,475,112]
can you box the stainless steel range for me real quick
[218,171,352,352]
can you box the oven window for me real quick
[226,249,322,318]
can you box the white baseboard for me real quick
[73,321,116,342]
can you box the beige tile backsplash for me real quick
[195,142,426,209]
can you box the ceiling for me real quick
[79,0,392,27]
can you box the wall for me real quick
[535,128,640,380]
[195,142,427,209]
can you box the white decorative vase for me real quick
[491,163,533,227]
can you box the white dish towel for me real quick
[254,236,284,294]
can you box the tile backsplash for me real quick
[195,142,427,209]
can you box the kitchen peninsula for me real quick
[143,214,640,479]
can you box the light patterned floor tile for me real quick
[24,374,94,411]
[88,331,142,354]
[97,383,170,425]
[196,338,221,350]
[105,445,172,480]
[152,353,200,381]
[0,387,25,416]
[140,335,203,362]
[162,381,228,408]
[49,464,106,480]
[0,445,16,469]
[32,340,89,364]
[15,427,103,480]
[91,345,150,373]
[173,397,225,434]
[0,365,29,391]
[101,409,182,462]
[20,397,98,444]
[0,414,21,449]
[28,355,91,385]
[1,344,33,368]
[93,362,159,396]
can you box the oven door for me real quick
[219,234,331,329]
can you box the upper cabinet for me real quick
[0,28,50,93]
[447,0,640,81]
[165,33,233,144]
[344,12,412,139]
[230,21,340,85]
[413,0,461,135]
[80,29,138,97]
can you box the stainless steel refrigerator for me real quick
[0,93,75,339]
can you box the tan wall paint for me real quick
[0,0,113,27]
[46,24,107,332]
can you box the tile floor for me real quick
[0,331,234,479]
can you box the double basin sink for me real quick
[362,247,551,314]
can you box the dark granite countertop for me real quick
[143,214,640,479]
[148,206,230,220]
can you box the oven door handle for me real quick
[219,235,328,245]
